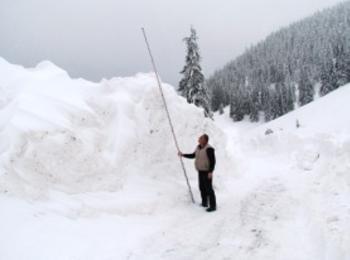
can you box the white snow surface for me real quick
[0,57,349,260]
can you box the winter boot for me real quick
[206,207,216,212]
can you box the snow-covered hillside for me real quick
[0,58,349,260]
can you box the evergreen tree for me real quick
[210,82,227,111]
[249,88,260,122]
[287,82,296,111]
[320,61,339,96]
[298,69,314,106]
[264,88,278,121]
[275,83,285,117]
[179,27,211,117]
[193,82,212,118]
[270,90,281,120]
[230,88,245,121]
[336,50,350,86]
[280,82,294,114]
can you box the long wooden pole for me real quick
[141,28,195,203]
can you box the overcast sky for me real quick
[0,0,344,86]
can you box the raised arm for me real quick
[178,148,196,159]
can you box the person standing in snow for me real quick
[178,134,217,212]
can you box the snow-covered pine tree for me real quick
[179,27,212,118]
[249,88,260,122]
[210,81,227,111]
[263,90,274,121]
[320,61,339,96]
[266,88,281,120]
[336,50,350,86]
[229,88,245,121]
[298,68,314,106]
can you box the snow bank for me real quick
[0,58,230,198]
[233,84,350,259]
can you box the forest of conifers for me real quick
[207,1,350,121]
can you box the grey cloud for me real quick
[0,0,343,86]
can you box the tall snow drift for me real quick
[0,58,230,198]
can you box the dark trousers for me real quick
[198,171,216,208]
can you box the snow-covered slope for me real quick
[258,84,350,135]
[230,84,350,259]
[0,58,349,260]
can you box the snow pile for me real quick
[0,57,230,198]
